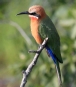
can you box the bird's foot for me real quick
[28,50,40,53]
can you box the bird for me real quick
[17,5,63,85]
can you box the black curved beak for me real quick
[17,11,41,18]
[17,11,30,15]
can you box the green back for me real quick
[39,15,63,63]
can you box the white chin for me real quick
[29,15,38,19]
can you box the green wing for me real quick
[39,15,63,63]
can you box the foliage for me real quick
[0,0,76,87]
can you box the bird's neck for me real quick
[30,17,39,31]
[30,17,40,26]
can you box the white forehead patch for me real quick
[29,8,36,13]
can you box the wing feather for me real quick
[39,16,63,63]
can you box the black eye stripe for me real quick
[30,12,41,18]
[30,12,36,15]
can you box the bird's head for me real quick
[17,5,46,20]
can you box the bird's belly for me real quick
[32,31,43,44]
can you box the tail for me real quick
[45,46,62,85]
[55,61,62,86]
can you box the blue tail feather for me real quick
[45,46,57,64]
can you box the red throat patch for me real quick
[30,17,38,20]
[29,16,38,20]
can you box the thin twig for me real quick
[20,37,48,87]
[28,50,40,53]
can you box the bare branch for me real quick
[20,37,48,87]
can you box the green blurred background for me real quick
[0,0,76,87]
